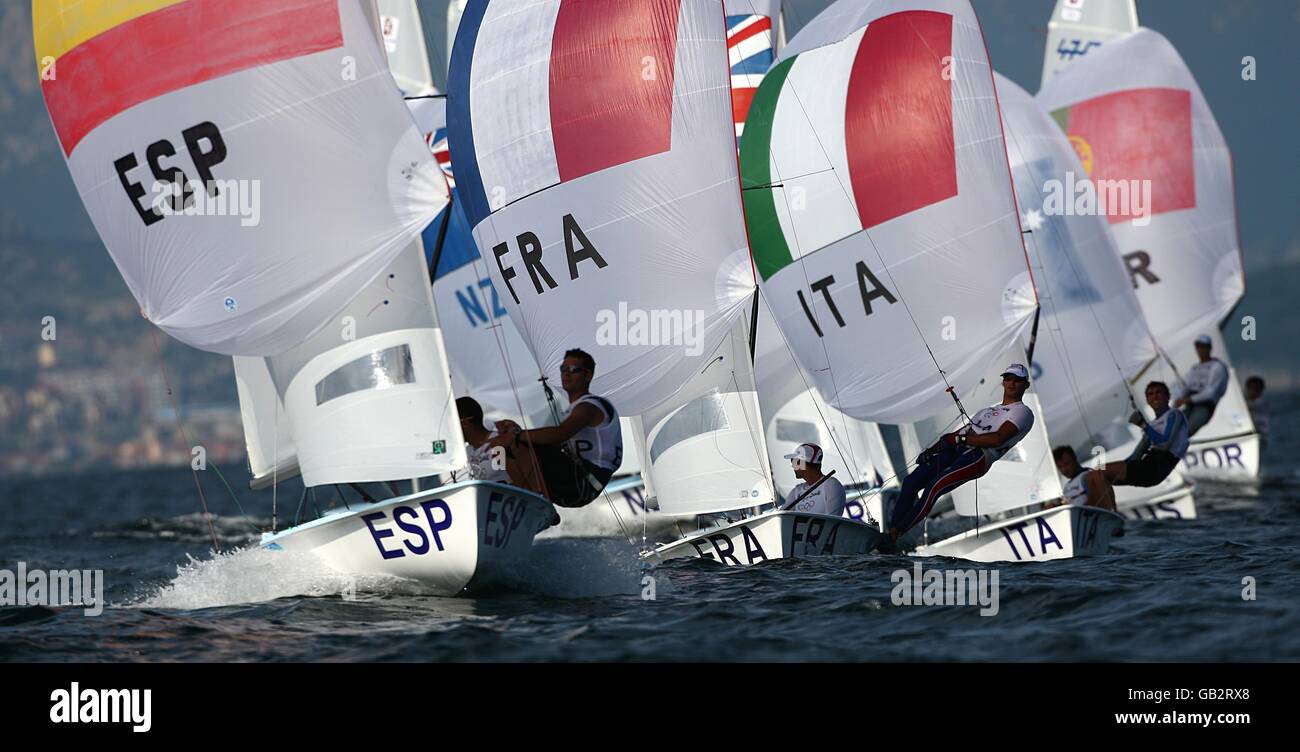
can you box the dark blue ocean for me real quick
[3,392,1299,662]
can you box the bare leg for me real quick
[503,443,551,499]
[1102,460,1128,485]
[1085,469,1117,511]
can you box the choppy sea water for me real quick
[3,392,1299,662]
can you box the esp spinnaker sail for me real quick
[996,72,1156,452]
[739,0,1038,424]
[35,0,449,356]
[447,0,755,416]
[1040,0,1138,90]
[1037,28,1245,355]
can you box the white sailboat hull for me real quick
[647,511,882,566]
[260,480,555,595]
[1114,473,1197,520]
[1180,431,1260,481]
[913,506,1123,563]
[539,476,688,540]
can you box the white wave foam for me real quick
[135,546,415,610]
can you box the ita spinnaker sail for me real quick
[35,0,449,356]
[1040,0,1138,89]
[739,0,1038,424]
[447,0,755,417]
[1037,28,1245,357]
[996,72,1157,451]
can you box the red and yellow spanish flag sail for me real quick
[34,0,448,355]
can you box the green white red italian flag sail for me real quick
[740,0,1037,423]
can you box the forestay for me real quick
[447,0,755,416]
[740,0,1038,423]
[35,0,448,355]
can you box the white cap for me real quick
[783,443,824,465]
[1000,363,1030,382]
[1194,334,1212,347]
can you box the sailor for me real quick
[782,443,846,516]
[1051,446,1115,510]
[1244,375,1269,448]
[1174,334,1228,437]
[489,348,623,507]
[882,364,1036,548]
[1101,381,1189,487]
[453,397,511,483]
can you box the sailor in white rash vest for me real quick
[783,443,847,516]
[883,364,1036,549]
[489,348,623,507]
[1174,334,1228,437]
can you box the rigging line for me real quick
[772,77,971,423]
[765,288,867,485]
[458,253,550,495]
[150,329,220,553]
[726,312,773,492]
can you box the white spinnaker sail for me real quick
[233,356,297,485]
[739,0,1038,423]
[1037,29,1245,354]
[446,0,756,417]
[377,0,438,96]
[635,307,773,516]
[35,0,447,356]
[1040,0,1138,89]
[996,72,1156,452]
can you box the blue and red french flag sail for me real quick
[449,0,687,230]
[446,0,755,415]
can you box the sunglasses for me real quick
[560,365,588,375]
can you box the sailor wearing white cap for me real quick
[783,443,847,517]
[883,364,1036,549]
[1175,334,1229,437]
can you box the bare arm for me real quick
[490,402,602,448]
[961,422,1018,449]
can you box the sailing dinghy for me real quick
[447,0,883,566]
[1038,26,1259,481]
[36,0,557,595]
[994,70,1198,523]
[728,0,1090,563]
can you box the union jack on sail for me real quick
[428,127,454,187]
[728,13,776,141]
